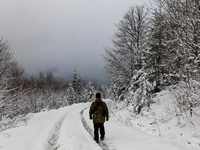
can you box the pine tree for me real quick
[70,69,85,103]
[146,8,167,89]
[66,84,76,105]
[128,69,153,113]
[86,81,96,101]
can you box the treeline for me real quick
[104,0,200,114]
[0,38,109,124]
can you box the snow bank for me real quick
[109,90,200,149]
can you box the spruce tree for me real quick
[146,8,166,89]
[70,69,85,103]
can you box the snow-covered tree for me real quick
[101,84,109,99]
[155,0,200,114]
[103,5,150,101]
[0,38,25,119]
[146,8,167,89]
[96,83,109,99]
[96,83,104,98]
[128,69,153,113]
[84,81,96,101]
[70,69,85,103]
[156,0,200,82]
[66,84,76,105]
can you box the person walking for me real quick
[89,93,109,143]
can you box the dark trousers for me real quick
[94,123,105,142]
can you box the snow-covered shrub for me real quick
[127,69,154,114]
[108,89,200,149]
[169,81,200,117]
[0,114,32,132]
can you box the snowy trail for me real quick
[82,105,191,150]
[0,102,193,150]
[50,103,101,150]
[46,112,69,150]
[0,103,95,150]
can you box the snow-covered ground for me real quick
[0,95,198,150]
[109,90,200,150]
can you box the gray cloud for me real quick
[0,0,149,85]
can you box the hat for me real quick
[96,93,101,98]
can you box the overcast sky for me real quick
[0,0,150,85]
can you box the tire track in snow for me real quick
[46,104,114,150]
[46,112,69,150]
[80,108,116,150]
[80,108,93,137]
[46,104,91,150]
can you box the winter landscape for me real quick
[1,0,200,150]
[1,94,200,150]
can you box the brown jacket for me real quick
[89,98,108,123]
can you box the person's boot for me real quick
[94,137,99,143]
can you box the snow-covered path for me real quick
[82,107,190,150]
[0,102,193,150]
[48,103,101,150]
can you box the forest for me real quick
[0,39,108,130]
[104,0,200,114]
[1,0,200,133]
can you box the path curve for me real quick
[81,104,190,150]
[47,103,102,150]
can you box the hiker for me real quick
[89,93,109,143]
